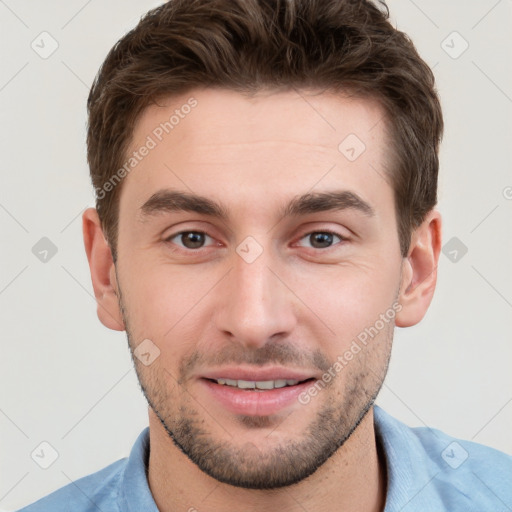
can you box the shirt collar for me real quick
[118,426,159,511]
[373,404,440,512]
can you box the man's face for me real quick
[114,88,404,488]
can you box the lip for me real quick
[200,366,318,382]
[198,369,317,417]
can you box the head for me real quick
[83,0,443,490]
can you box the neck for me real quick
[147,406,387,512]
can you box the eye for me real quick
[164,229,346,252]
[164,230,216,250]
[296,230,347,250]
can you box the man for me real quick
[19,0,512,510]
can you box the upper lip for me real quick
[200,366,318,382]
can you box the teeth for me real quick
[255,381,274,390]
[214,378,300,389]
[237,380,256,389]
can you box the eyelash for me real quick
[164,229,348,252]
[296,229,347,249]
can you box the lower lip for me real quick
[199,378,316,416]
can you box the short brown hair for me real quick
[87,0,443,261]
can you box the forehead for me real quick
[120,87,392,224]
[134,87,387,151]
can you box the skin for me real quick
[83,87,441,512]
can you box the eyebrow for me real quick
[139,188,375,222]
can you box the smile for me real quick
[213,378,303,390]
[200,376,318,416]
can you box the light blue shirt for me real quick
[18,405,512,511]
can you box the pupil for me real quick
[183,232,204,249]
[311,232,332,248]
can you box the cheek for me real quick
[121,262,219,343]
[291,261,399,342]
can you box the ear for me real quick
[395,209,442,328]
[82,207,125,331]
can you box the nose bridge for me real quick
[214,238,296,347]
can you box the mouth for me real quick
[198,373,318,417]
[205,377,316,390]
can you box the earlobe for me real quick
[82,207,125,331]
[395,209,442,328]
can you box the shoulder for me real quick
[374,405,512,511]
[16,457,127,512]
[413,421,512,507]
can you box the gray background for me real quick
[1,0,511,509]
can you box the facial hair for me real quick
[117,278,393,490]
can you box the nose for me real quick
[213,242,297,349]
